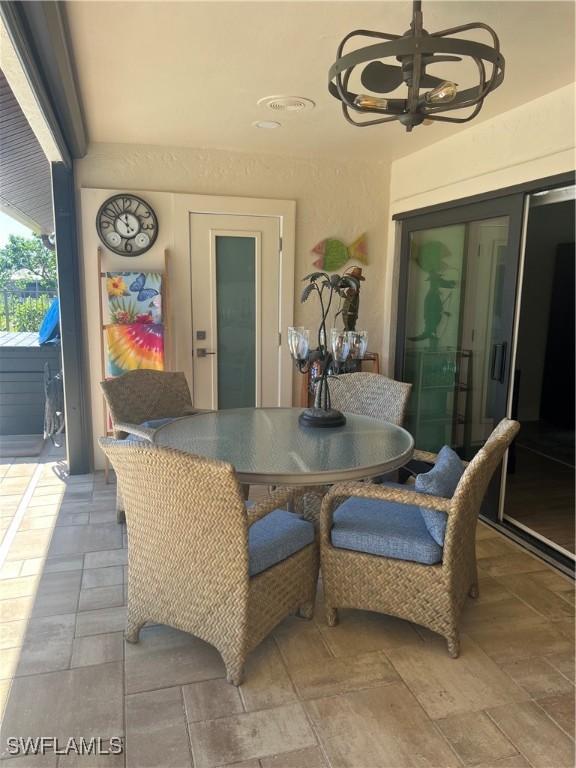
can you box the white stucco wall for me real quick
[75,143,389,466]
[383,83,576,372]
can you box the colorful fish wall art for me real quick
[311,233,368,272]
[105,272,165,375]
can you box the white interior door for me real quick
[190,213,282,409]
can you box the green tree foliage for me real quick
[0,234,57,290]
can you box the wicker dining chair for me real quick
[294,373,413,526]
[100,369,197,440]
[99,438,319,685]
[319,418,520,658]
[327,372,412,425]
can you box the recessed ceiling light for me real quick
[252,120,282,129]
[257,96,315,113]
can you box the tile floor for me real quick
[0,446,574,768]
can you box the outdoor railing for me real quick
[0,288,57,333]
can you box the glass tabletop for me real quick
[152,408,414,485]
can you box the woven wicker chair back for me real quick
[100,370,193,436]
[443,418,520,567]
[324,372,412,425]
[99,438,250,627]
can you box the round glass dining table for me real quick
[152,407,414,486]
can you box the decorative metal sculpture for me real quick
[288,272,368,428]
[329,0,505,132]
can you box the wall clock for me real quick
[96,194,159,256]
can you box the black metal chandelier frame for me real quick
[328,0,505,131]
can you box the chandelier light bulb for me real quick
[353,94,389,110]
[425,81,458,104]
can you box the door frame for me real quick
[392,171,576,573]
[173,194,295,407]
[393,194,526,525]
[394,193,526,423]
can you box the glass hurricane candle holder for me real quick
[288,326,310,362]
[331,329,351,365]
[348,330,368,360]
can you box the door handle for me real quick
[490,342,507,383]
[195,348,216,358]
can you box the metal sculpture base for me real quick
[298,408,346,428]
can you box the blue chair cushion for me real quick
[140,417,176,430]
[249,509,315,577]
[415,445,464,546]
[331,496,443,565]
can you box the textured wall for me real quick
[382,83,576,371]
[76,143,389,465]
[76,143,389,351]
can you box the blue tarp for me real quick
[39,297,60,346]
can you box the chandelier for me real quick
[328,0,505,132]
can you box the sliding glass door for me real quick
[395,195,525,520]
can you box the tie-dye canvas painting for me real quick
[106,272,162,325]
[106,323,165,376]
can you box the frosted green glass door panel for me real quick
[401,217,511,457]
[215,235,256,409]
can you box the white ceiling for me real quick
[66,1,576,161]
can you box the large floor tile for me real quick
[467,615,574,665]
[30,570,82,618]
[478,551,549,577]
[125,625,225,694]
[535,692,575,738]
[70,631,124,668]
[500,657,575,698]
[461,596,542,630]
[273,615,332,671]
[546,651,575,681]
[260,746,327,767]
[488,700,575,768]
[183,678,244,723]
[81,566,124,590]
[502,574,575,620]
[316,608,423,657]
[189,702,316,768]
[289,649,398,700]
[78,584,125,612]
[5,529,53,561]
[0,613,75,677]
[47,524,122,557]
[306,682,459,768]
[386,634,528,719]
[75,605,127,637]
[126,686,192,768]
[84,549,128,569]
[1,662,124,756]
[436,711,519,766]
[240,637,297,711]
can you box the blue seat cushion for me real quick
[415,445,464,546]
[140,417,176,430]
[249,509,315,577]
[331,496,442,565]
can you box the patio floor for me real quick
[0,446,574,768]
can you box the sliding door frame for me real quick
[393,170,575,575]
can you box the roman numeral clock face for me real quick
[96,194,158,256]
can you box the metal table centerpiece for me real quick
[288,271,368,428]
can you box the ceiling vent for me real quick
[257,95,315,113]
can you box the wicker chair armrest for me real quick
[411,447,470,467]
[247,488,294,526]
[319,481,452,542]
[412,448,439,463]
[114,422,155,441]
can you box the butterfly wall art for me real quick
[106,272,162,325]
[105,271,165,375]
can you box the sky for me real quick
[0,211,34,248]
